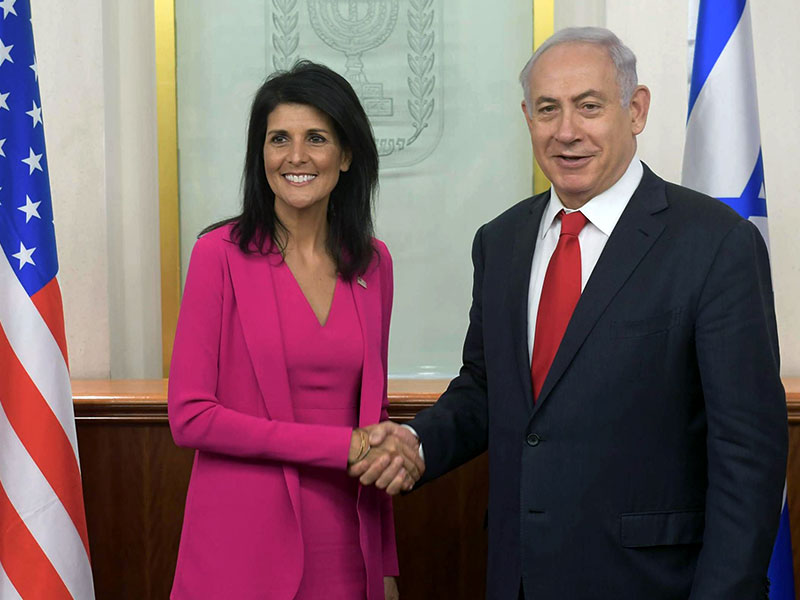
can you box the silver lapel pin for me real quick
[357,277,367,289]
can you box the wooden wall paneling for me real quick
[73,379,799,599]
[393,454,489,599]
[77,421,193,599]
[787,394,800,586]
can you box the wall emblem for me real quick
[269,0,443,168]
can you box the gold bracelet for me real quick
[353,429,371,463]
[349,430,364,465]
[349,429,365,464]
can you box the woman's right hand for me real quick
[347,424,424,493]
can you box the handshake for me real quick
[347,422,426,495]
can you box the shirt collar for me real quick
[540,156,644,239]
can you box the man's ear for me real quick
[629,85,651,135]
[521,100,535,134]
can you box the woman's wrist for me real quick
[348,428,371,465]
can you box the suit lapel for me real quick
[227,245,295,423]
[350,258,384,592]
[225,241,301,521]
[508,193,549,415]
[533,166,668,412]
[351,261,382,427]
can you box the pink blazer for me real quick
[168,225,398,600]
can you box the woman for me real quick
[168,61,412,599]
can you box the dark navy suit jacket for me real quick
[410,165,787,599]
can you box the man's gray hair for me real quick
[519,27,638,115]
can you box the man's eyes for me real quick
[536,102,602,114]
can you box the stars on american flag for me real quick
[0,37,12,66]
[11,240,35,268]
[25,98,40,126]
[21,146,42,173]
[17,193,40,222]
[0,2,57,282]
[0,0,17,20]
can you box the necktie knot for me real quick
[559,210,588,237]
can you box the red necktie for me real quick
[531,210,588,402]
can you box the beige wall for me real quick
[38,1,800,377]
[34,1,109,377]
[603,0,800,374]
[35,0,162,378]
[750,1,800,376]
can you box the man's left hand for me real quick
[384,576,399,600]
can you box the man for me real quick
[352,27,787,599]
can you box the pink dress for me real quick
[273,262,367,599]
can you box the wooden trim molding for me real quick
[71,379,449,423]
[785,377,800,424]
[72,378,800,423]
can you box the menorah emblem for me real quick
[307,0,400,117]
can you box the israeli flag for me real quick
[683,2,795,598]
[683,0,768,244]
[769,485,797,600]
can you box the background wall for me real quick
[603,0,800,374]
[33,0,109,377]
[34,0,162,378]
[35,0,800,378]
[174,1,534,377]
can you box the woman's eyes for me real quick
[269,134,327,144]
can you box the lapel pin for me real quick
[357,277,367,289]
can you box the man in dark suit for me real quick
[351,27,787,599]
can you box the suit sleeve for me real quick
[410,226,490,482]
[168,235,353,469]
[689,219,787,598]
[374,241,400,575]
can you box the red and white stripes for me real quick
[0,253,94,598]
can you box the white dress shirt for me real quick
[527,157,643,361]
[407,157,644,462]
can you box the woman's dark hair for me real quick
[203,60,379,279]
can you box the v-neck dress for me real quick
[273,262,367,599]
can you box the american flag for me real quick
[0,2,94,598]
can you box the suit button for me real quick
[526,433,541,447]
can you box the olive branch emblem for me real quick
[271,0,299,71]
[405,0,435,147]
[269,0,438,163]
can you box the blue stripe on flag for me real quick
[688,0,747,116]
[768,502,796,600]
[718,150,767,219]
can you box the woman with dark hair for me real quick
[167,61,421,600]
